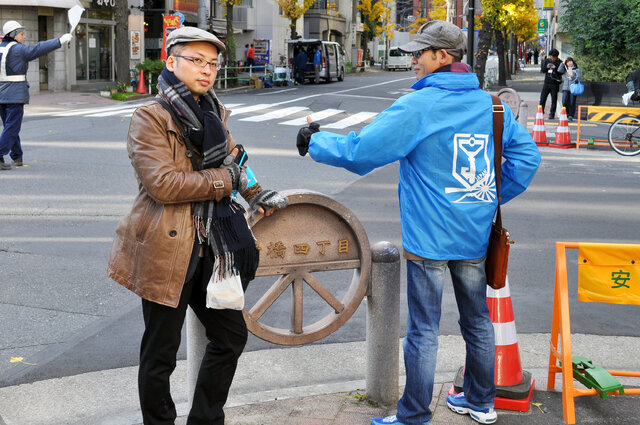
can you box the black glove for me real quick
[296,122,320,156]
[248,189,289,222]
[221,154,249,192]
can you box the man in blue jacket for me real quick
[0,20,71,170]
[313,46,322,84]
[296,20,540,425]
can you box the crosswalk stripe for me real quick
[279,108,344,126]
[239,106,309,122]
[86,108,139,117]
[229,104,271,116]
[323,111,378,129]
[52,103,145,117]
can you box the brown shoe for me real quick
[13,157,23,167]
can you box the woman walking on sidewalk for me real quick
[559,57,581,121]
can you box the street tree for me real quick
[358,0,384,65]
[380,0,394,68]
[221,0,243,86]
[277,0,317,40]
[114,0,130,86]
[475,0,537,87]
[561,0,640,81]
[406,1,445,33]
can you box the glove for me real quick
[296,122,320,156]
[221,154,249,193]
[248,189,288,221]
[59,33,73,45]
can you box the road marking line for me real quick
[334,93,397,101]
[0,237,113,243]
[323,111,378,129]
[279,108,344,126]
[86,108,139,117]
[239,106,308,122]
[229,104,271,116]
[256,88,297,95]
[52,103,146,116]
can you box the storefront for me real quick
[74,3,115,83]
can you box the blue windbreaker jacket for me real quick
[308,71,541,260]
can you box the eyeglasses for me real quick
[411,49,440,59]
[174,55,221,71]
[411,50,427,59]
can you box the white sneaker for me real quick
[447,392,497,424]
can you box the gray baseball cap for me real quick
[398,20,467,60]
[165,26,225,54]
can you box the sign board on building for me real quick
[543,0,554,10]
[92,0,116,8]
[538,18,548,34]
[173,0,198,14]
[131,30,141,60]
[161,15,181,61]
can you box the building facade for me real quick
[0,0,367,95]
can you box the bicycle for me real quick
[608,114,640,156]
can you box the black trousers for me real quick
[539,82,560,117]
[138,258,248,425]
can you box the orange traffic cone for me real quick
[549,107,575,149]
[450,277,535,412]
[532,105,548,147]
[136,69,147,94]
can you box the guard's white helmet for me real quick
[3,20,24,37]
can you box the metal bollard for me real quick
[366,241,401,405]
[186,307,206,408]
[518,102,529,129]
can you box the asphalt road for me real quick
[1,70,639,387]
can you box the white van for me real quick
[386,48,413,71]
[286,39,346,83]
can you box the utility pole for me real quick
[198,0,207,29]
[467,0,474,69]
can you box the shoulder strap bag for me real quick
[486,95,513,290]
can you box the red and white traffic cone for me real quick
[532,105,548,147]
[136,69,147,94]
[487,277,535,411]
[549,107,575,149]
[449,277,535,412]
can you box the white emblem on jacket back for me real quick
[445,133,496,203]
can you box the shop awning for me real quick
[0,0,82,8]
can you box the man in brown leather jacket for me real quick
[107,27,287,425]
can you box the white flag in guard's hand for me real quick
[68,5,84,33]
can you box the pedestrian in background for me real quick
[296,20,540,425]
[313,46,322,84]
[0,20,72,170]
[294,46,308,85]
[533,48,539,65]
[559,57,581,121]
[246,43,255,68]
[539,48,564,119]
[107,26,287,425]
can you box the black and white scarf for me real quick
[157,68,259,283]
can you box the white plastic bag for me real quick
[206,258,244,310]
[622,91,634,106]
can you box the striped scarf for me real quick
[157,68,259,284]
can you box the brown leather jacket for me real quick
[107,99,235,307]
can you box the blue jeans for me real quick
[397,258,495,425]
[0,103,24,161]
[562,90,576,119]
